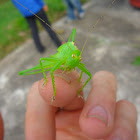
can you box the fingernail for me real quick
[87,105,108,125]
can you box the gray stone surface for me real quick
[0,0,140,139]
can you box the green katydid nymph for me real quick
[19,28,92,101]
[17,0,116,100]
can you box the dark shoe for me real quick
[37,46,46,53]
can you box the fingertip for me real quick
[38,70,82,107]
[92,71,117,91]
[117,100,138,124]
[39,77,76,107]
[93,71,116,79]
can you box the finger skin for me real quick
[39,70,84,109]
[79,71,117,139]
[0,114,4,140]
[106,100,138,140]
[25,82,57,140]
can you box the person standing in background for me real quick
[63,0,85,22]
[11,0,62,53]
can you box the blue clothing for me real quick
[11,0,45,17]
[63,0,84,20]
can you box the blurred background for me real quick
[0,0,88,60]
[0,0,140,139]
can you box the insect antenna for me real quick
[80,0,117,56]
[13,0,74,52]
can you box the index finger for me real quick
[38,70,84,110]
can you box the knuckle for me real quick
[117,100,138,124]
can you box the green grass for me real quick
[132,56,140,66]
[0,1,28,59]
[0,0,88,60]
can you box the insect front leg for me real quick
[77,63,92,97]
[50,60,64,101]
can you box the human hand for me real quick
[25,70,138,140]
[43,5,49,12]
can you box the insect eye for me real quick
[72,54,75,58]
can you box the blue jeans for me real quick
[63,0,84,20]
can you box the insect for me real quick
[17,0,116,100]
[19,28,92,101]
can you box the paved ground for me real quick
[0,0,140,139]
